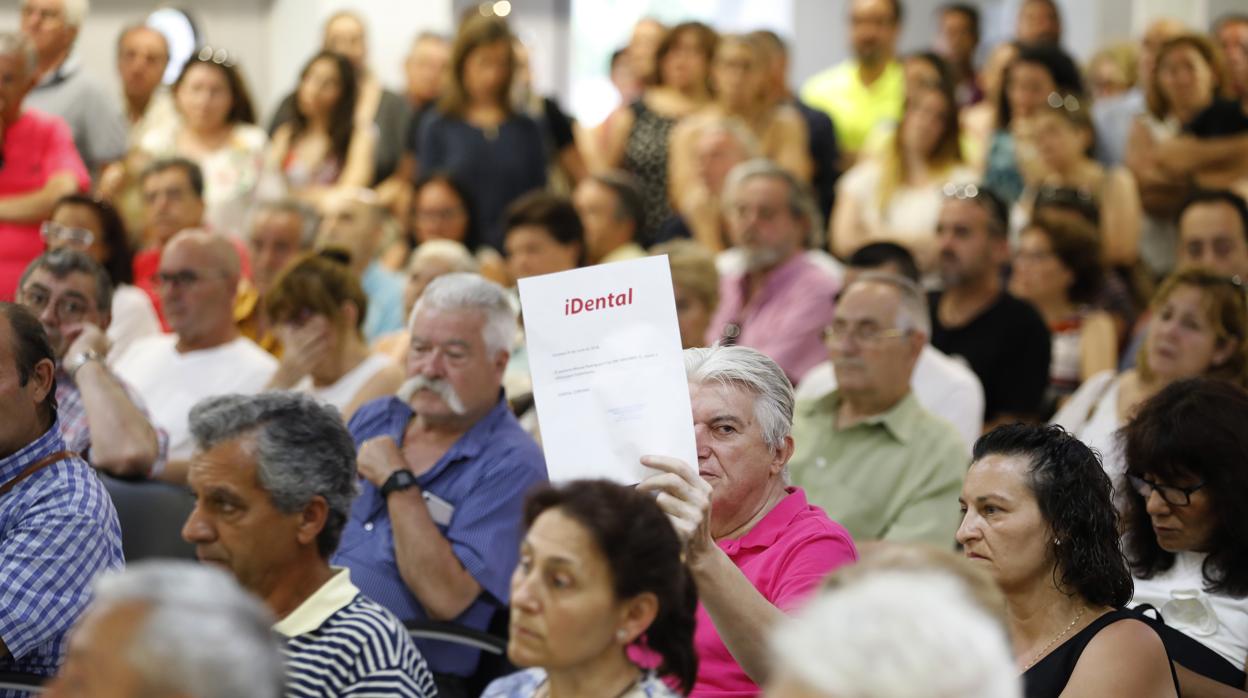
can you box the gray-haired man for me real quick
[788,272,967,546]
[181,392,436,697]
[47,561,284,698]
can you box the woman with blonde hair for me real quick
[264,250,403,420]
[832,82,975,272]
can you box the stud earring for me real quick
[616,629,629,642]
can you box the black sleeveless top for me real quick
[1022,609,1180,698]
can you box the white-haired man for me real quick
[639,345,857,695]
[20,0,127,174]
[788,273,968,547]
[332,272,547,696]
[47,561,285,698]
[704,159,839,384]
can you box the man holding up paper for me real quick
[331,273,548,697]
[639,344,858,695]
[705,159,839,384]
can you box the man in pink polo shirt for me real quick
[705,159,839,385]
[640,344,858,697]
[0,32,89,301]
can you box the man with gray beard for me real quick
[704,159,839,384]
[330,272,546,698]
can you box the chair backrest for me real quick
[100,475,197,561]
[0,672,47,694]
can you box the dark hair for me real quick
[588,171,646,240]
[173,50,257,125]
[411,171,477,248]
[50,195,135,286]
[998,43,1084,128]
[749,29,787,58]
[522,480,698,692]
[440,15,515,117]
[940,3,981,41]
[264,250,369,334]
[651,22,717,87]
[1177,189,1248,245]
[19,248,115,313]
[973,424,1133,608]
[1033,185,1101,226]
[503,191,586,266]
[1025,212,1104,304]
[848,242,921,282]
[858,0,904,25]
[0,303,57,424]
[906,51,956,94]
[290,51,358,168]
[140,157,205,200]
[610,47,628,71]
[1122,378,1248,596]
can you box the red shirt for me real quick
[0,109,89,300]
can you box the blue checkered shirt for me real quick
[0,422,124,692]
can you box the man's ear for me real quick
[296,496,330,548]
[28,358,56,407]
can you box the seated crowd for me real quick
[3,0,1248,696]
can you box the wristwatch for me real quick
[380,470,420,498]
[66,348,103,378]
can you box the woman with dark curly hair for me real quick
[958,423,1177,697]
[482,480,698,698]
[1123,377,1248,690]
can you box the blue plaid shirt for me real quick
[0,422,124,690]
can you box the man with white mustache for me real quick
[704,159,839,384]
[331,272,547,698]
[787,273,968,547]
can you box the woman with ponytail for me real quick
[483,480,699,697]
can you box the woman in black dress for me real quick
[957,424,1178,698]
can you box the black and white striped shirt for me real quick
[277,570,437,698]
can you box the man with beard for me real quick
[331,272,546,697]
[801,0,904,165]
[787,272,967,547]
[928,186,1050,428]
[704,159,839,384]
[16,249,164,477]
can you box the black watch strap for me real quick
[381,470,420,498]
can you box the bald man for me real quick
[113,231,277,478]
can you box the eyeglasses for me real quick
[40,221,96,248]
[154,269,225,290]
[823,323,910,347]
[1128,474,1206,507]
[19,287,91,324]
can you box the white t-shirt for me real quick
[795,344,985,452]
[107,284,161,365]
[113,335,278,460]
[294,353,396,414]
[1132,551,1248,670]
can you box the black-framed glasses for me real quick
[1128,474,1206,506]
[153,269,226,290]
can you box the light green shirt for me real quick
[800,59,905,153]
[789,391,968,547]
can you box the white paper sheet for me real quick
[518,256,698,484]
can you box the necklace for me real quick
[1022,605,1088,671]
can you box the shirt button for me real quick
[363,522,375,532]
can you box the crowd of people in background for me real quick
[3,0,1248,695]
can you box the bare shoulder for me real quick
[1064,616,1175,698]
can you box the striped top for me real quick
[277,569,436,698]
